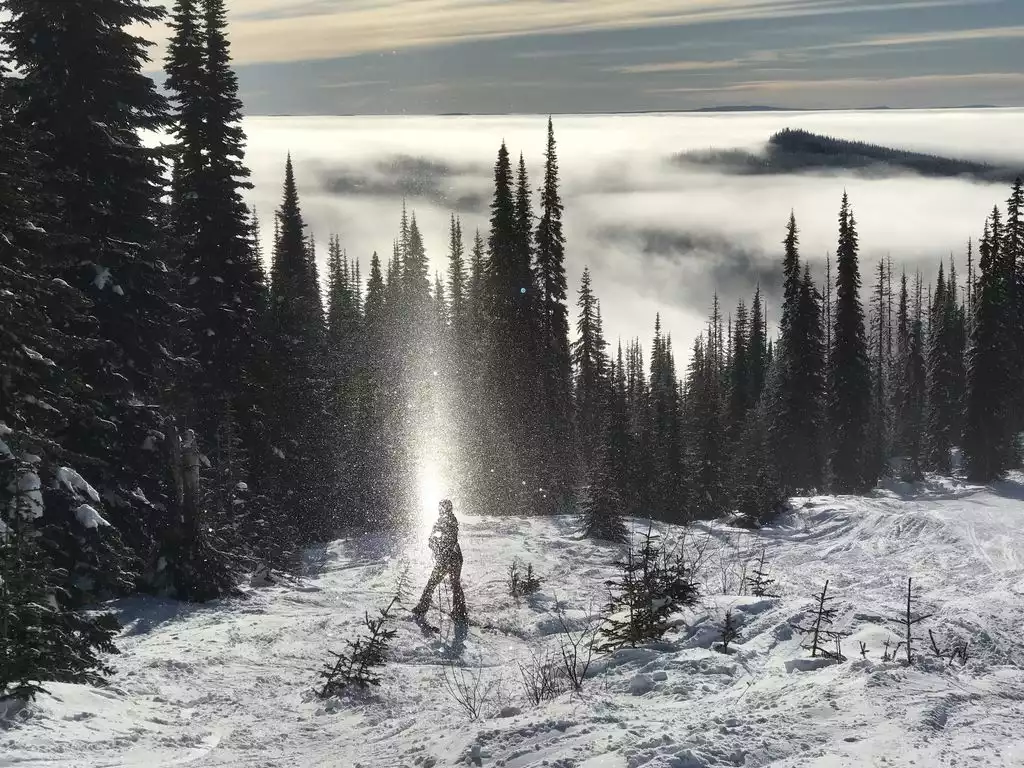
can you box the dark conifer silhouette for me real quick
[829,194,875,493]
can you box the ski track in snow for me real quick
[4,476,1024,767]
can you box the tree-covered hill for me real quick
[676,127,1022,182]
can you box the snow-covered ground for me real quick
[4,477,1024,767]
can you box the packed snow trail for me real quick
[4,477,1024,767]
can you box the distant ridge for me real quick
[675,127,1022,183]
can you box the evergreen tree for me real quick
[165,0,262,443]
[0,66,122,696]
[899,286,926,481]
[829,194,875,492]
[726,300,751,445]
[2,0,236,597]
[867,259,891,482]
[482,143,540,512]
[647,317,684,522]
[748,286,768,403]
[925,262,965,473]
[266,157,334,541]
[1006,178,1024,431]
[577,441,627,543]
[686,301,727,519]
[964,208,1016,480]
[326,236,366,520]
[447,215,467,341]
[771,215,826,493]
[572,268,608,461]
[534,119,574,508]
[165,0,205,244]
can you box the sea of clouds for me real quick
[242,109,1024,353]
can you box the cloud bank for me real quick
[242,109,1024,354]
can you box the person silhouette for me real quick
[412,499,468,625]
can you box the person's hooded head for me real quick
[438,498,454,519]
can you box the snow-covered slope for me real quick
[4,478,1024,767]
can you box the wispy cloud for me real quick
[607,23,1024,78]
[834,24,1024,48]
[652,71,1024,94]
[140,0,996,66]
[318,80,391,90]
[613,59,745,74]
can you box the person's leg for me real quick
[449,553,468,623]
[413,565,445,615]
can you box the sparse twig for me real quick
[516,645,564,705]
[557,605,600,691]
[886,577,932,665]
[746,548,779,598]
[790,580,848,661]
[929,629,969,666]
[440,653,498,721]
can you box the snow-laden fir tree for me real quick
[599,526,698,650]
[0,66,123,697]
[2,0,228,599]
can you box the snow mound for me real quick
[6,478,1024,766]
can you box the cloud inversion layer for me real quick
[241,110,1024,354]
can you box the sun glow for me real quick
[416,454,449,537]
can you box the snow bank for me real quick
[6,477,1024,766]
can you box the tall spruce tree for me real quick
[686,302,727,519]
[573,268,608,462]
[925,262,965,473]
[165,0,262,443]
[748,286,768,403]
[0,62,125,697]
[1006,178,1024,432]
[964,208,1016,480]
[266,157,334,542]
[325,237,366,520]
[534,119,574,509]
[647,317,684,522]
[483,143,539,512]
[829,194,875,492]
[867,259,891,483]
[447,215,468,342]
[891,272,926,480]
[771,215,826,493]
[1,0,240,598]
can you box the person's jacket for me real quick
[428,510,461,563]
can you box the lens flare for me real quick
[416,454,448,535]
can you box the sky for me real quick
[145,0,1024,114]
[242,110,1024,352]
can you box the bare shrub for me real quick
[440,653,499,722]
[791,580,849,661]
[887,577,932,665]
[928,629,969,666]
[516,645,565,705]
[556,608,600,691]
[745,548,779,597]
